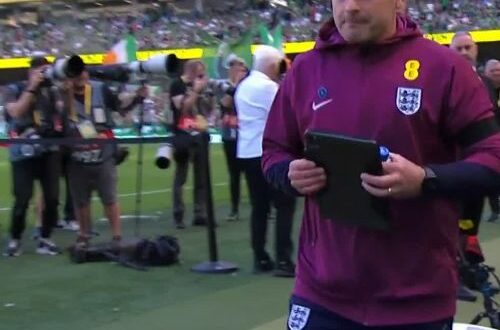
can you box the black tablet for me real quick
[304,130,390,231]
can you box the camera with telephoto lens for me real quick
[42,55,85,82]
[87,54,180,83]
[207,79,236,97]
[155,144,173,169]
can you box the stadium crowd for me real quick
[0,0,498,58]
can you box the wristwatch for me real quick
[421,166,438,195]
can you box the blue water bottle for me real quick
[379,146,390,162]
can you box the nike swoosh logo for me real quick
[312,99,333,111]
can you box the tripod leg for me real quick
[471,313,484,325]
[488,311,500,328]
[134,140,144,237]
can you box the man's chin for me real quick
[340,30,370,44]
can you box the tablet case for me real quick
[304,131,390,230]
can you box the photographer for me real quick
[63,68,147,247]
[3,56,63,257]
[219,55,248,221]
[169,60,213,229]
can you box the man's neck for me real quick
[255,69,274,82]
[229,76,238,85]
[373,18,398,43]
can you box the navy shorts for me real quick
[287,295,453,330]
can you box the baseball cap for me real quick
[225,53,246,68]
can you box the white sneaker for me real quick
[36,238,61,256]
[63,221,80,232]
[3,239,21,257]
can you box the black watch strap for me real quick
[421,166,438,195]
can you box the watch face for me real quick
[422,167,438,193]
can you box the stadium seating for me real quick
[0,0,497,58]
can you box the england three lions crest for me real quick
[396,87,422,115]
[288,304,311,330]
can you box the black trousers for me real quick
[10,151,61,240]
[172,133,209,223]
[62,156,75,221]
[460,196,484,236]
[240,157,296,263]
[488,194,499,215]
[222,139,241,214]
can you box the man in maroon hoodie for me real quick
[262,0,500,329]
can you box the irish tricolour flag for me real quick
[103,34,137,64]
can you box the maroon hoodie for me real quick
[262,16,500,326]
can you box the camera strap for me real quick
[70,84,93,123]
[33,110,41,127]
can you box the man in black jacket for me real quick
[484,59,500,222]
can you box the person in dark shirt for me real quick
[484,59,500,222]
[219,55,248,221]
[449,30,487,300]
[63,69,147,247]
[3,56,63,257]
[169,60,212,228]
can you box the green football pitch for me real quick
[0,144,499,330]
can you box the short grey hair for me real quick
[485,59,499,71]
[451,31,473,42]
[252,45,284,72]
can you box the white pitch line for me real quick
[0,182,228,212]
[114,182,227,198]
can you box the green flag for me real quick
[230,28,255,69]
[202,26,256,79]
[272,24,283,51]
[202,45,220,79]
[257,22,283,52]
[258,23,273,45]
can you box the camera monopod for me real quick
[133,78,148,238]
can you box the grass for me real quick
[0,144,498,329]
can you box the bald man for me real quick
[484,59,500,222]
[485,59,500,92]
[450,31,479,68]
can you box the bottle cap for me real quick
[379,146,390,162]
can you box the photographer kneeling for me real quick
[62,68,147,247]
[3,56,64,257]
